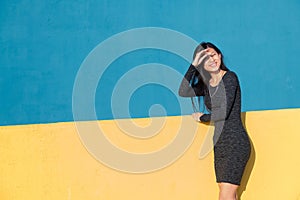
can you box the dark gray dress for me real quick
[179,64,251,185]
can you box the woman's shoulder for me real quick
[224,70,238,78]
[223,70,239,84]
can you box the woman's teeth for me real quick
[210,63,216,67]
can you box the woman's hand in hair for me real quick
[192,49,210,67]
[192,112,204,122]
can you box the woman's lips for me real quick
[210,63,217,67]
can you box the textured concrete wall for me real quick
[1,1,300,199]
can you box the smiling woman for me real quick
[179,42,251,200]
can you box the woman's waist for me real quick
[214,119,246,133]
[214,117,243,126]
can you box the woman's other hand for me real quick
[192,112,204,122]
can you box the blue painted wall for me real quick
[1,0,300,125]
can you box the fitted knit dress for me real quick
[179,64,251,185]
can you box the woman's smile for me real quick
[210,62,217,68]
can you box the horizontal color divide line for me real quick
[0,108,300,128]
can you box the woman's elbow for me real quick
[178,88,190,97]
[178,90,194,97]
[178,89,185,97]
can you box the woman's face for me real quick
[203,47,222,72]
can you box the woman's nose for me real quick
[207,57,214,64]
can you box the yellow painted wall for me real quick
[0,109,300,199]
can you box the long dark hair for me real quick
[191,42,229,95]
[190,42,229,112]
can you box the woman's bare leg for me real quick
[218,182,239,200]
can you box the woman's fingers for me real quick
[192,112,203,121]
[195,49,207,59]
[194,54,209,67]
[198,54,209,64]
[194,49,212,66]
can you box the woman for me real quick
[179,42,251,200]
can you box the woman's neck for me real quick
[209,70,225,86]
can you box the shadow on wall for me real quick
[238,112,256,199]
